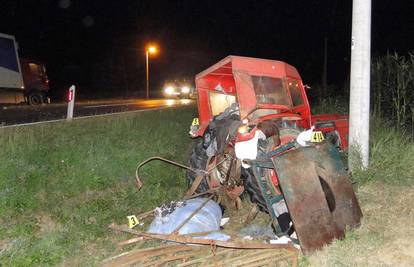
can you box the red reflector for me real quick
[68,90,73,102]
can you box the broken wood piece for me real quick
[135,209,154,220]
[102,244,196,267]
[108,223,297,251]
[104,244,298,267]
[117,236,146,247]
[185,174,204,197]
[244,204,259,225]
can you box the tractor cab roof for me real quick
[194,56,310,133]
[196,55,301,82]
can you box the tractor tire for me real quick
[187,138,209,193]
[243,127,301,213]
[28,92,43,105]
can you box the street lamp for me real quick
[145,44,158,99]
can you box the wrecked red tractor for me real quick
[187,55,362,254]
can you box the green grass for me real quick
[352,117,414,186]
[0,106,196,266]
[310,95,349,115]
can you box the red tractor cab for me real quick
[190,55,348,150]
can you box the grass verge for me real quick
[0,106,195,266]
[304,117,414,266]
[1,105,413,266]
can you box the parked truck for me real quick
[0,32,50,105]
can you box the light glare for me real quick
[148,46,157,54]
[181,86,190,94]
[164,86,174,94]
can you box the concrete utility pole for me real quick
[349,0,371,170]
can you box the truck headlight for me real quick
[181,86,190,94]
[164,86,174,95]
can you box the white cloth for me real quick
[235,129,266,168]
[296,126,315,146]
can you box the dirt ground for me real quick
[307,182,414,266]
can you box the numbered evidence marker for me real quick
[310,131,325,143]
[191,118,199,126]
[127,215,139,228]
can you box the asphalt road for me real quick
[0,98,195,126]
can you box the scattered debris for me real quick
[220,217,230,227]
[103,243,298,267]
[110,223,298,250]
[148,197,221,236]
[239,224,276,240]
[105,196,300,266]
[154,200,186,218]
[105,223,298,266]
[117,236,146,248]
[269,236,291,244]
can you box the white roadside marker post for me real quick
[66,85,76,121]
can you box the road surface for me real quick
[0,98,194,126]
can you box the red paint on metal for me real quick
[311,114,349,150]
[194,55,349,150]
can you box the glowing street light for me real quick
[145,44,158,99]
[148,46,157,54]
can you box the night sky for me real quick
[0,0,413,99]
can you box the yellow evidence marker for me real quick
[127,215,139,228]
[310,131,325,143]
[191,118,199,126]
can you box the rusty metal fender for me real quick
[271,142,362,254]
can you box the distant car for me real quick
[162,80,194,99]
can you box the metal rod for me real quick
[135,156,207,190]
[135,156,227,191]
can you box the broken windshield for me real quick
[209,91,237,116]
[251,76,290,106]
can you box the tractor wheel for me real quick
[243,127,301,213]
[187,138,244,209]
[187,138,209,194]
[28,92,43,105]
